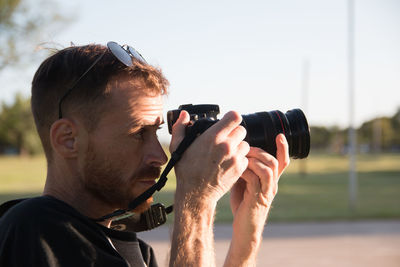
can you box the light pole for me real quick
[348,0,357,212]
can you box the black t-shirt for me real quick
[0,196,158,267]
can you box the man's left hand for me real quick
[224,134,290,266]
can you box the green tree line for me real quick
[0,94,42,155]
[311,108,400,154]
[0,0,69,156]
[1,94,399,156]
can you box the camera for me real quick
[167,104,310,159]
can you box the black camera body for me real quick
[167,104,310,159]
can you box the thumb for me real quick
[169,110,190,153]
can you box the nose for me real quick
[145,138,168,167]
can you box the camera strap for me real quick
[93,122,207,231]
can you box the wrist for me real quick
[224,237,261,267]
[173,190,218,245]
[170,190,218,267]
[174,189,218,218]
[174,174,222,206]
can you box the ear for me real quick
[50,119,82,159]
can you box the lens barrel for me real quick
[241,109,310,159]
[167,104,310,159]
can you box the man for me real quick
[0,42,289,266]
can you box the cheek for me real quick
[111,140,145,174]
[89,132,147,178]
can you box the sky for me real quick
[1,0,399,142]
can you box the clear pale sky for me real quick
[1,0,399,141]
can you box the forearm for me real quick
[169,193,217,267]
[224,200,271,267]
[224,239,260,267]
[223,223,263,267]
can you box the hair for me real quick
[31,43,169,161]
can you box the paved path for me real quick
[138,220,400,267]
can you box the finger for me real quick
[227,125,247,148]
[231,178,246,202]
[240,168,261,193]
[170,110,190,152]
[275,134,290,175]
[207,111,242,140]
[247,147,278,182]
[236,141,250,159]
[230,178,246,214]
[247,157,275,195]
[232,177,246,195]
[247,147,278,167]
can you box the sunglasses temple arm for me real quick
[58,52,106,119]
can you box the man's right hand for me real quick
[169,110,250,267]
[170,110,250,202]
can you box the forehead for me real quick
[108,78,164,124]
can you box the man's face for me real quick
[80,78,168,212]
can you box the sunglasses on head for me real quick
[58,41,146,119]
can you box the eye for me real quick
[129,125,162,140]
[130,128,146,140]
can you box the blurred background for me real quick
[0,0,399,266]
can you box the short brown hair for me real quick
[31,43,169,161]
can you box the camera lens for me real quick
[241,109,310,159]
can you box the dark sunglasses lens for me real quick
[107,41,133,66]
[127,46,146,63]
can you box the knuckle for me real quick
[271,157,279,169]
[230,155,240,167]
[266,168,274,179]
[226,110,242,122]
[283,158,290,168]
[230,155,238,166]
[259,165,274,179]
[286,158,291,166]
[217,141,232,155]
[248,157,256,166]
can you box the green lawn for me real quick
[1,153,400,223]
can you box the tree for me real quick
[0,93,42,155]
[310,126,332,151]
[0,0,71,155]
[0,0,70,71]
[358,113,400,152]
[390,107,400,149]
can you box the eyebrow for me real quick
[139,118,165,127]
[127,118,164,133]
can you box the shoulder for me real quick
[0,195,110,245]
[0,196,78,228]
[0,196,92,245]
[0,197,123,266]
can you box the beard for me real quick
[82,141,161,213]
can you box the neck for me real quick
[43,163,114,227]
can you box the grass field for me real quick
[1,153,399,223]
